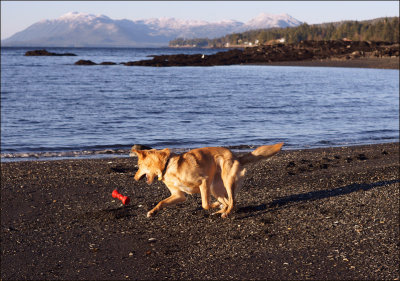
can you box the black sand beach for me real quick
[1,142,399,280]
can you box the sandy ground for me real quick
[1,143,399,280]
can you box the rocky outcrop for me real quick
[25,49,77,56]
[72,40,399,67]
[126,40,399,66]
[74,60,119,65]
[74,60,97,65]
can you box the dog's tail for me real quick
[238,143,284,166]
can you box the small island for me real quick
[25,49,77,56]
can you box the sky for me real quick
[1,1,399,40]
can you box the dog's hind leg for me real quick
[147,191,186,217]
[221,160,240,218]
[221,185,235,218]
[210,176,228,215]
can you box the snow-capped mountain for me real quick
[243,13,302,30]
[2,12,302,47]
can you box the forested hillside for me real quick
[170,17,399,47]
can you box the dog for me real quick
[130,143,283,218]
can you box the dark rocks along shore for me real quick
[71,40,399,67]
[129,40,399,67]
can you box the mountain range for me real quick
[2,12,302,47]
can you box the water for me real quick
[1,47,399,161]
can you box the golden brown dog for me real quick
[130,143,283,218]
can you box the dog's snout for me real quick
[135,173,145,181]
[146,174,155,185]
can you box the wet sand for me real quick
[1,143,399,280]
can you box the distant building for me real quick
[266,38,286,45]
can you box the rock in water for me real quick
[74,60,97,65]
[25,49,77,56]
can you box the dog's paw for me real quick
[147,209,158,218]
[210,202,222,209]
[221,213,228,219]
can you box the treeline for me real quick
[169,17,399,48]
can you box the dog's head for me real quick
[130,147,170,185]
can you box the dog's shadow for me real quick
[81,205,136,222]
[236,179,399,219]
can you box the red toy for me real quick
[112,189,130,205]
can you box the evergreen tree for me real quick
[169,17,400,47]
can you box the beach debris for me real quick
[357,153,368,161]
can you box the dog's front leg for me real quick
[199,178,211,210]
[147,191,186,217]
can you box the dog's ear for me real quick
[157,149,171,181]
[130,147,137,157]
[160,148,170,158]
[158,148,170,165]
[130,147,145,158]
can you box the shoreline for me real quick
[74,55,399,70]
[247,57,400,70]
[2,141,399,162]
[1,142,399,279]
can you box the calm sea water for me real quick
[1,47,399,161]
